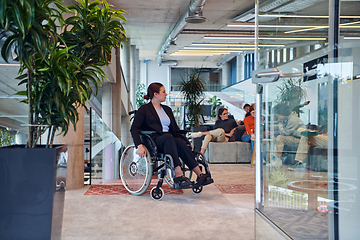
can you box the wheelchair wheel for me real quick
[150,186,164,201]
[120,145,152,196]
[191,185,203,194]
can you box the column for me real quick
[273,49,278,67]
[237,54,244,82]
[279,48,284,65]
[136,48,140,87]
[120,38,131,110]
[54,107,85,190]
[130,45,136,109]
[267,51,272,68]
[286,48,291,62]
[222,62,230,87]
[259,51,268,69]
[102,47,122,140]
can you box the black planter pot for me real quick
[0,145,68,240]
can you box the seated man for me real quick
[271,103,306,168]
[289,129,328,171]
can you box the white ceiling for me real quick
[106,0,255,62]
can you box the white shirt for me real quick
[155,107,170,132]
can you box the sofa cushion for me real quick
[204,141,252,163]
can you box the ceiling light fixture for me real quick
[285,20,360,34]
[204,36,255,40]
[260,37,326,40]
[204,36,326,41]
[0,63,21,66]
[178,49,244,53]
[344,37,360,40]
[184,46,257,50]
[227,23,331,28]
[191,43,285,47]
[258,14,360,19]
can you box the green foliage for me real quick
[268,170,290,188]
[0,129,15,147]
[135,83,147,108]
[207,96,222,117]
[276,78,307,114]
[0,0,127,147]
[63,0,127,68]
[179,68,206,127]
[0,0,65,71]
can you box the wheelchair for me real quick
[120,128,212,201]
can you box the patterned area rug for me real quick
[215,184,255,194]
[261,208,328,240]
[84,183,256,195]
[84,184,183,195]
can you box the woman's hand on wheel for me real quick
[137,144,146,158]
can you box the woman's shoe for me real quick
[191,132,202,138]
[195,173,214,187]
[173,176,193,189]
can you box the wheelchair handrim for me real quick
[120,145,152,195]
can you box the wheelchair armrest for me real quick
[140,130,156,135]
[176,130,190,135]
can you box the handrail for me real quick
[120,64,129,93]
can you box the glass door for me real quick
[254,0,360,239]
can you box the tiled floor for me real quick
[61,164,256,240]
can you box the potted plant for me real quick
[0,128,15,147]
[276,78,308,115]
[179,68,206,128]
[207,95,222,118]
[0,0,127,238]
[136,83,147,108]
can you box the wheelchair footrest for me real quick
[173,176,194,189]
[194,174,214,188]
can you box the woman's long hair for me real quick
[216,107,227,121]
[144,82,163,100]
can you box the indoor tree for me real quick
[276,77,308,115]
[179,68,206,127]
[0,0,127,147]
[207,95,222,118]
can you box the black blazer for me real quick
[130,102,180,147]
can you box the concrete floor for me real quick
[61,164,256,240]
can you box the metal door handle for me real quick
[252,68,304,84]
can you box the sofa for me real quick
[204,141,252,163]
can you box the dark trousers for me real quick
[154,133,198,170]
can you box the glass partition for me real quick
[84,107,122,185]
[255,0,360,239]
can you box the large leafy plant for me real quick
[0,0,127,147]
[180,68,206,127]
[135,83,147,108]
[276,78,307,115]
[207,95,222,117]
[0,128,15,147]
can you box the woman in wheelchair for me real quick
[130,82,213,189]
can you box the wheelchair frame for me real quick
[120,130,211,200]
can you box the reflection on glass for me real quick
[257,35,360,238]
[84,107,122,185]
